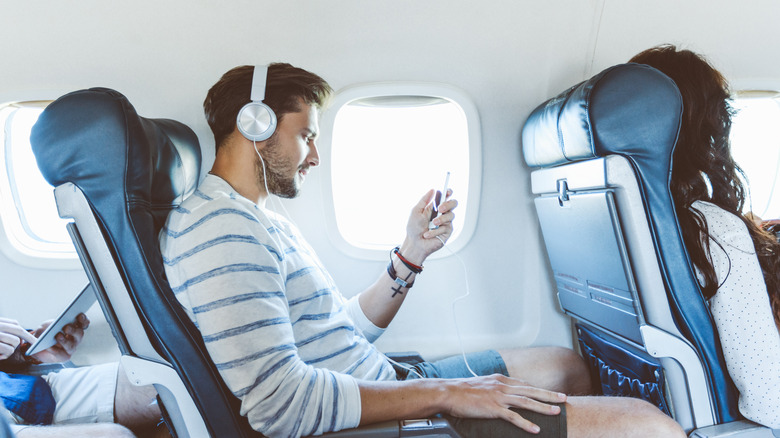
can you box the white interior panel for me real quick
[0,0,777,360]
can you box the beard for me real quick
[255,135,302,199]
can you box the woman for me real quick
[630,45,780,428]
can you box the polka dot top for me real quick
[693,200,780,428]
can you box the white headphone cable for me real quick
[252,140,287,251]
[385,234,478,380]
[435,234,478,377]
[251,159,477,379]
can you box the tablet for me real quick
[25,284,97,356]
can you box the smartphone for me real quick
[429,171,451,229]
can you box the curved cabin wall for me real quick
[0,0,778,361]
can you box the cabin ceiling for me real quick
[3,0,777,133]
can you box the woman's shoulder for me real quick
[690,200,748,233]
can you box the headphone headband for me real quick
[250,65,268,102]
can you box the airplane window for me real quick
[731,93,780,220]
[322,84,481,258]
[0,101,78,268]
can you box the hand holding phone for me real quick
[429,171,450,230]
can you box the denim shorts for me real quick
[393,350,567,438]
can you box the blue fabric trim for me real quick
[287,267,316,281]
[307,344,357,365]
[0,372,55,425]
[202,317,291,342]
[215,344,296,370]
[287,288,335,307]
[162,234,269,265]
[170,263,280,293]
[233,354,297,398]
[296,326,354,348]
[192,290,286,314]
[328,373,339,431]
[163,208,258,239]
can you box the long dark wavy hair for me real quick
[630,45,780,327]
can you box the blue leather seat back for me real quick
[522,63,740,423]
[30,88,260,436]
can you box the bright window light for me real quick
[0,101,77,267]
[731,95,780,220]
[322,84,481,258]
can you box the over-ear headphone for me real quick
[237,65,278,142]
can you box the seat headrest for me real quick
[522,63,682,169]
[30,87,200,230]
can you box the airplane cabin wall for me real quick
[0,0,776,362]
[590,1,780,83]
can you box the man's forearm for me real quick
[357,239,425,329]
[358,379,447,425]
[357,374,567,433]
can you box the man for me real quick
[0,314,165,437]
[160,63,686,437]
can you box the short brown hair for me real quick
[203,63,333,150]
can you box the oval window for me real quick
[320,83,481,259]
[0,101,79,268]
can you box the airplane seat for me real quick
[0,407,13,438]
[29,88,461,438]
[30,87,256,437]
[521,63,776,437]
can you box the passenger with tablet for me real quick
[0,304,167,437]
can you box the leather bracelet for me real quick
[387,261,414,288]
[392,246,423,274]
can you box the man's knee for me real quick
[89,424,136,438]
[114,363,161,430]
[547,347,589,374]
[567,396,685,437]
[499,346,593,394]
[615,398,686,437]
[536,346,592,394]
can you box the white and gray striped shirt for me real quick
[160,174,396,437]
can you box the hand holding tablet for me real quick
[24,284,96,360]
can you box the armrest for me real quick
[319,419,461,437]
[385,352,424,367]
[690,420,780,438]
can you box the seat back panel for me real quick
[535,187,643,343]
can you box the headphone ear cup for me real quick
[237,101,278,142]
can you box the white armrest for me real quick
[690,420,779,438]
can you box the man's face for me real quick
[256,102,320,199]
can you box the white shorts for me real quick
[8,362,118,432]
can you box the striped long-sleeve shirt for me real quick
[160,174,396,437]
